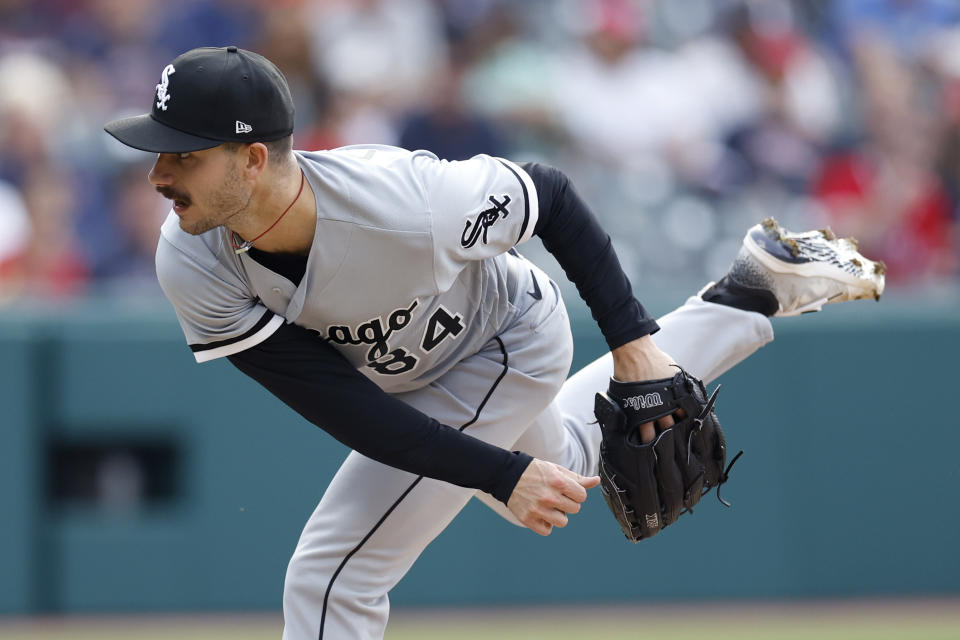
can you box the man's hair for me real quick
[221,136,294,169]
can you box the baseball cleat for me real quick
[728,217,886,317]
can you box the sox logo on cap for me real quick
[156,64,175,111]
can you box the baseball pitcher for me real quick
[104,47,885,639]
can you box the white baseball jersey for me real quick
[157,145,539,393]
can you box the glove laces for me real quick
[685,383,745,508]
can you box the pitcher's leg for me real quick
[283,372,557,638]
[283,281,574,640]
[282,454,470,640]
[565,293,773,396]
[507,297,771,482]
[481,219,887,522]
[507,215,887,483]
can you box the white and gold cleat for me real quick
[730,217,886,317]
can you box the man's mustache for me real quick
[156,186,191,205]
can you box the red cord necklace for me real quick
[231,169,305,254]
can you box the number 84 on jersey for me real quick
[322,299,465,376]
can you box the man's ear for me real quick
[243,142,269,178]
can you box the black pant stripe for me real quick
[318,336,510,639]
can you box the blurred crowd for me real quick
[1,0,959,303]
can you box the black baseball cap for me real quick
[104,46,294,153]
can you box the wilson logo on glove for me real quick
[623,392,663,410]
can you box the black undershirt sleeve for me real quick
[520,162,659,349]
[227,321,532,504]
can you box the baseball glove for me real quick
[594,369,742,542]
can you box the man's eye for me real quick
[179,153,190,160]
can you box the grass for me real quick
[1,598,958,639]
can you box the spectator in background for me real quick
[456,3,560,154]
[0,0,50,41]
[933,26,960,213]
[255,1,340,153]
[812,0,960,283]
[828,0,960,62]
[90,162,167,296]
[550,0,686,166]
[307,0,449,146]
[0,48,89,299]
[152,0,259,58]
[58,0,166,105]
[398,55,507,160]
[0,50,71,187]
[0,180,31,300]
[14,169,88,298]
[544,0,842,190]
[719,1,846,195]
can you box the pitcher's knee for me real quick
[283,557,388,640]
[284,552,319,604]
[283,545,390,636]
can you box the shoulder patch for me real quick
[460,194,511,249]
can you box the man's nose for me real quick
[148,154,176,187]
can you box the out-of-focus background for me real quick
[4,0,960,299]
[1,0,959,636]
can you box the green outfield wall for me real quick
[1,299,958,614]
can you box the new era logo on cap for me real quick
[236,121,253,134]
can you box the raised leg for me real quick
[481,217,886,521]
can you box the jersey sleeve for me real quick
[412,153,539,285]
[156,229,284,363]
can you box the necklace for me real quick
[231,169,306,254]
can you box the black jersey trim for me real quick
[318,336,510,640]
[189,308,277,353]
[497,159,531,244]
